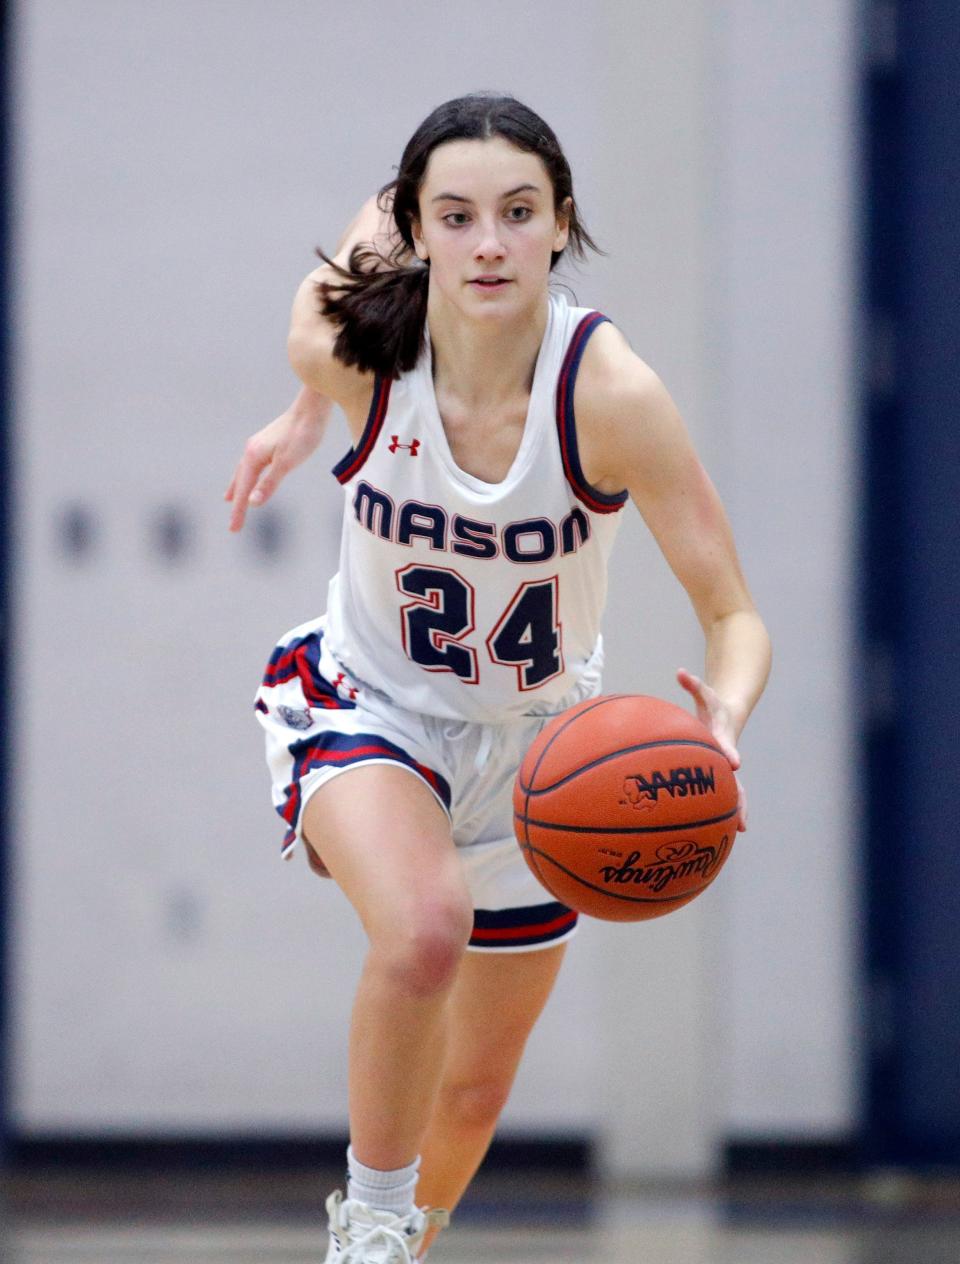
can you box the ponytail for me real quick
[316,234,429,379]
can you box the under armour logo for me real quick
[331,672,359,701]
[388,435,421,456]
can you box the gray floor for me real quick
[2,1169,959,1263]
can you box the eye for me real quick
[506,205,533,221]
[442,211,470,227]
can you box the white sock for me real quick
[346,1144,420,1216]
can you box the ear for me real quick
[411,219,429,262]
[553,197,572,253]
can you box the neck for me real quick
[426,290,550,406]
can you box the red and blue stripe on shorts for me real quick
[260,631,357,710]
[278,730,453,848]
[470,902,578,950]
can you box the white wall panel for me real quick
[705,0,859,1136]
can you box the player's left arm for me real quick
[576,324,773,772]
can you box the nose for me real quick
[473,218,506,262]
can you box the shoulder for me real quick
[575,320,666,419]
[572,319,682,493]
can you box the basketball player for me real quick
[227,95,771,1263]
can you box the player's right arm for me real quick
[225,383,334,532]
[286,192,405,403]
[226,194,406,532]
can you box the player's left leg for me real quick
[414,942,567,1257]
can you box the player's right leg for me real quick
[300,769,468,1262]
[255,621,466,1257]
[301,764,473,1172]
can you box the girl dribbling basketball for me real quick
[226,93,771,1263]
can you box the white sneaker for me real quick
[323,1190,450,1263]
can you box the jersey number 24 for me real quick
[396,564,562,690]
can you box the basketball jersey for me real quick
[323,292,628,723]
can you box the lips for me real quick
[470,277,511,288]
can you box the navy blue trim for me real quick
[723,1139,856,1178]
[4,1133,593,1175]
[556,313,628,514]
[0,0,11,1166]
[331,374,390,484]
[472,901,572,931]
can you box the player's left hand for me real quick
[676,667,748,832]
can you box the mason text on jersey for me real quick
[352,480,593,564]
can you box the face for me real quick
[411,136,570,322]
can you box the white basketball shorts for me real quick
[254,615,603,953]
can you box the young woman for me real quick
[227,94,771,1264]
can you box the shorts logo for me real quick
[278,705,313,731]
[331,672,359,701]
[388,435,420,456]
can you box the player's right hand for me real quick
[225,392,333,532]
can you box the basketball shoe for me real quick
[323,1189,449,1263]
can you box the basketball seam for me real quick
[520,843,728,905]
[523,839,552,895]
[522,737,727,795]
[519,752,551,895]
[520,694,633,799]
[521,696,631,869]
[514,805,739,835]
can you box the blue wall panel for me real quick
[864,0,960,1163]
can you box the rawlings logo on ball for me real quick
[598,838,729,893]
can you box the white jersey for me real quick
[323,293,628,722]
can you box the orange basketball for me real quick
[513,694,738,922]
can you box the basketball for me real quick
[513,694,739,921]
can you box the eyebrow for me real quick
[430,183,541,204]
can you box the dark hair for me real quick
[317,93,601,378]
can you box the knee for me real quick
[437,1075,514,1131]
[374,899,473,998]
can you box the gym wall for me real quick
[8,0,856,1177]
